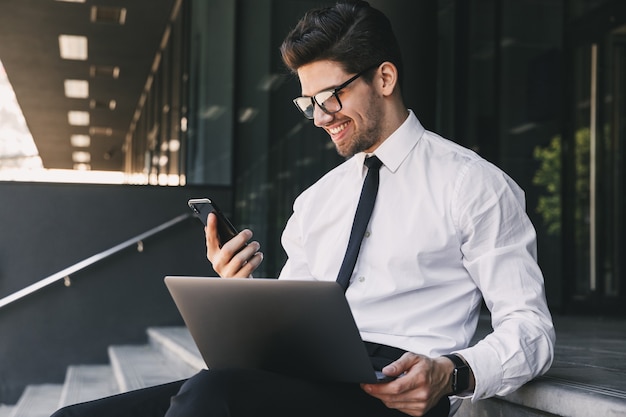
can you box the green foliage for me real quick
[533,136,562,236]
[532,128,591,237]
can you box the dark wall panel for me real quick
[0,182,232,404]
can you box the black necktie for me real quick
[336,155,383,292]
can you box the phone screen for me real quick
[188,198,239,246]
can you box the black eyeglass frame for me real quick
[292,64,380,120]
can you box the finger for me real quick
[205,213,223,259]
[206,215,258,277]
[220,228,253,255]
[362,354,425,397]
[363,389,428,417]
[362,354,445,417]
[214,234,263,278]
[382,395,440,417]
[238,250,264,277]
[226,240,261,270]
[221,249,263,278]
[362,382,430,417]
[207,219,251,263]
[362,376,411,399]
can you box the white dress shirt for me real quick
[278,111,555,404]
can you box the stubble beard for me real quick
[335,111,383,158]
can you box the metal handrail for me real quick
[0,212,193,310]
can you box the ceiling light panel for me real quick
[70,134,90,147]
[72,151,91,163]
[68,111,90,126]
[90,6,127,25]
[64,79,89,98]
[73,163,91,171]
[58,35,88,60]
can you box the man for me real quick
[51,1,554,416]
[206,1,554,416]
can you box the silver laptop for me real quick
[164,276,387,384]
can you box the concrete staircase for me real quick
[3,320,626,417]
[1,327,204,417]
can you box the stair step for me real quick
[108,344,199,393]
[57,365,120,408]
[0,405,14,417]
[9,385,62,417]
[147,326,205,371]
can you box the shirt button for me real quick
[364,231,371,238]
[358,276,366,283]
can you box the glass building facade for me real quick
[125,0,626,316]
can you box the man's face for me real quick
[297,60,384,158]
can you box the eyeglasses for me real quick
[292,64,379,120]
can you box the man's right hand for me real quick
[205,212,263,278]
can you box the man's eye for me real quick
[316,91,335,104]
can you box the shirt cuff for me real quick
[455,342,503,401]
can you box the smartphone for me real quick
[188,198,239,247]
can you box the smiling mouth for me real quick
[328,121,350,135]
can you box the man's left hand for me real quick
[361,352,453,416]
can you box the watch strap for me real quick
[442,354,470,395]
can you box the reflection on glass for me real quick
[0,59,43,173]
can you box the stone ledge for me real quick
[500,374,626,417]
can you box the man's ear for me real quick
[378,62,399,97]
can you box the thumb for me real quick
[382,352,419,376]
[205,213,222,253]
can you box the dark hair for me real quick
[280,0,403,85]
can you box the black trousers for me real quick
[51,343,450,417]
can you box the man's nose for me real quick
[313,104,333,127]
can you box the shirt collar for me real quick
[353,110,425,178]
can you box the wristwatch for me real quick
[442,354,470,395]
